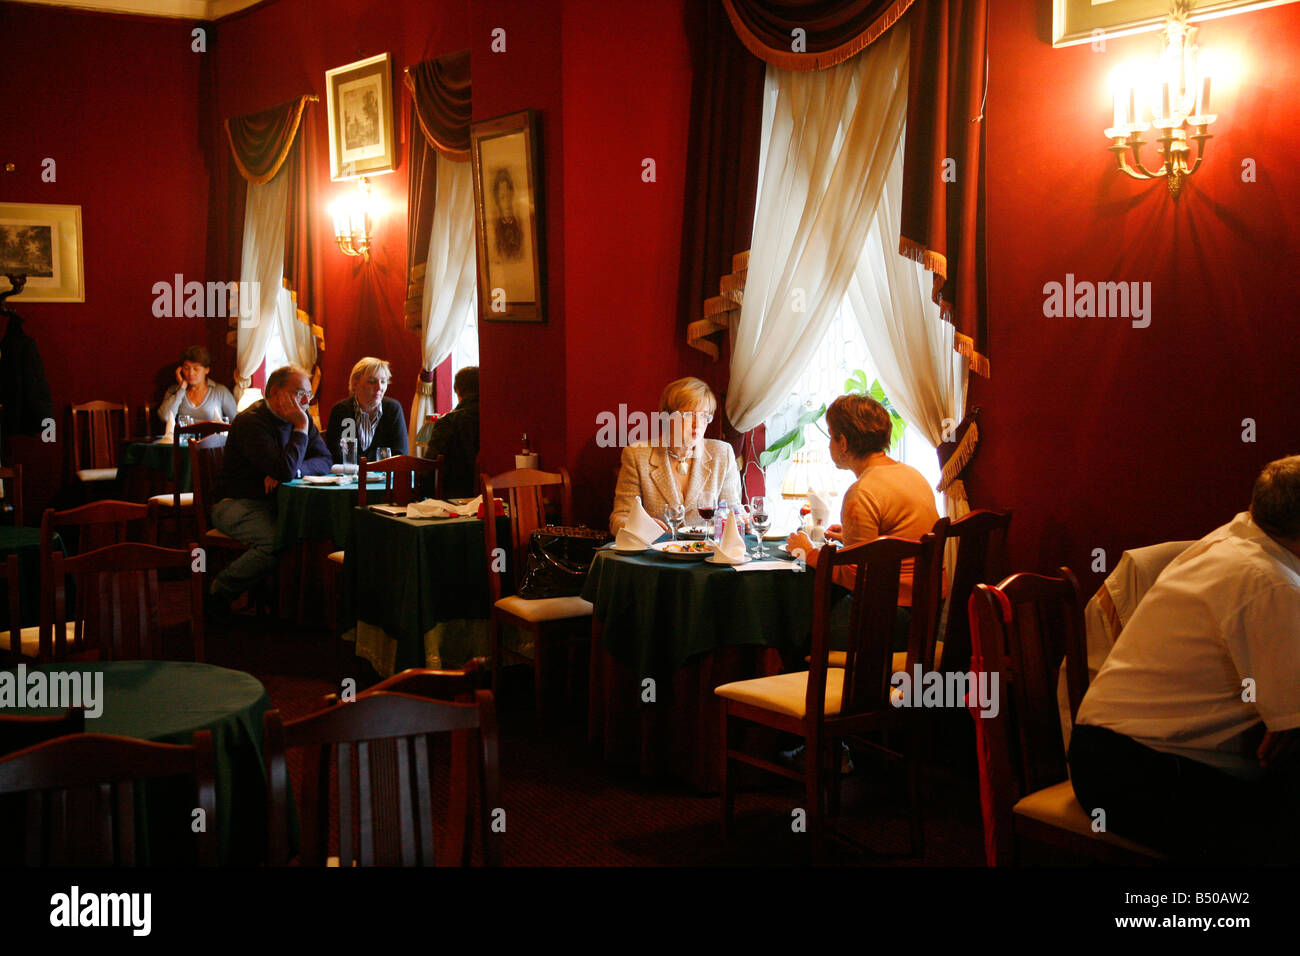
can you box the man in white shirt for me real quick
[1069,456,1300,862]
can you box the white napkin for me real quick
[807,490,832,526]
[407,496,481,519]
[735,559,801,572]
[614,496,662,550]
[302,474,341,485]
[714,509,748,563]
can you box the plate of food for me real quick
[651,540,714,560]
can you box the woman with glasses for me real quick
[324,357,408,464]
[609,376,743,535]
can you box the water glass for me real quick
[662,503,685,541]
[177,415,193,447]
[749,496,771,558]
[340,437,358,483]
[376,447,392,462]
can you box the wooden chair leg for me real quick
[490,616,502,700]
[587,618,603,750]
[829,736,843,817]
[806,732,825,864]
[532,627,546,723]
[719,704,734,839]
[907,743,924,857]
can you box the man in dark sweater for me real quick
[428,366,480,498]
[209,365,332,612]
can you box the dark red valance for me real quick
[721,0,915,70]
[900,0,988,376]
[225,96,312,185]
[404,50,472,160]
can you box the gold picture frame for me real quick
[1053,0,1299,47]
[0,202,84,303]
[470,109,545,323]
[325,52,396,181]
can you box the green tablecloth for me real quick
[345,508,509,677]
[0,527,63,630]
[121,440,191,492]
[581,540,817,677]
[6,660,274,864]
[274,479,363,549]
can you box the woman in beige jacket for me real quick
[609,377,744,535]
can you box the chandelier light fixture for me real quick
[1103,5,1217,199]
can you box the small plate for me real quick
[612,545,648,555]
[651,541,713,560]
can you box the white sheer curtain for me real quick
[235,170,288,397]
[844,140,969,526]
[410,151,478,439]
[726,24,909,433]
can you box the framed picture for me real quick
[1053,0,1299,47]
[470,109,545,323]
[0,202,84,303]
[325,52,396,181]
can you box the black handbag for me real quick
[517,525,611,599]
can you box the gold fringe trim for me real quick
[226,95,311,186]
[937,421,978,493]
[416,379,435,397]
[402,70,472,162]
[898,235,947,279]
[721,0,915,72]
[954,331,989,378]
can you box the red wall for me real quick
[970,0,1300,592]
[1,3,208,520]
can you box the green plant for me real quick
[757,370,906,469]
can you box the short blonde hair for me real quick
[658,377,717,416]
[348,357,392,395]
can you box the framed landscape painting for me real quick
[325,52,396,180]
[470,109,545,323]
[1053,0,1299,47]
[0,202,84,303]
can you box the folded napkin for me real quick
[614,496,662,550]
[735,559,801,572]
[407,496,481,519]
[302,474,341,485]
[807,490,832,526]
[713,509,749,564]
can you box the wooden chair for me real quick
[0,731,217,866]
[264,690,501,866]
[967,570,1164,864]
[0,708,86,865]
[481,467,593,718]
[38,500,159,661]
[0,464,22,525]
[70,400,128,485]
[716,528,947,861]
[189,432,251,575]
[935,508,1012,675]
[358,453,444,507]
[0,555,31,662]
[149,420,230,516]
[49,541,205,662]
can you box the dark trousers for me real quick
[1069,723,1300,864]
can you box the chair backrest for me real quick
[0,555,20,661]
[359,454,444,507]
[0,730,217,866]
[940,509,1012,674]
[41,500,155,567]
[805,523,948,721]
[49,541,205,662]
[189,432,228,538]
[0,708,87,864]
[0,464,23,526]
[171,421,229,508]
[70,401,128,472]
[967,569,1087,865]
[365,667,481,701]
[481,467,573,598]
[264,690,501,866]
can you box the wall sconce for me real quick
[329,176,375,260]
[1103,8,1217,199]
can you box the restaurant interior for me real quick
[1,0,1299,888]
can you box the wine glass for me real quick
[662,503,685,541]
[696,496,717,543]
[749,496,771,558]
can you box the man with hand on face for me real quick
[208,365,332,618]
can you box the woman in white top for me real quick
[609,377,743,535]
[157,345,237,428]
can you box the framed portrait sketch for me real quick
[325,53,396,180]
[470,109,545,323]
[1054,0,1299,47]
[0,202,84,303]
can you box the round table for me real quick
[274,478,373,549]
[7,660,275,864]
[0,526,63,630]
